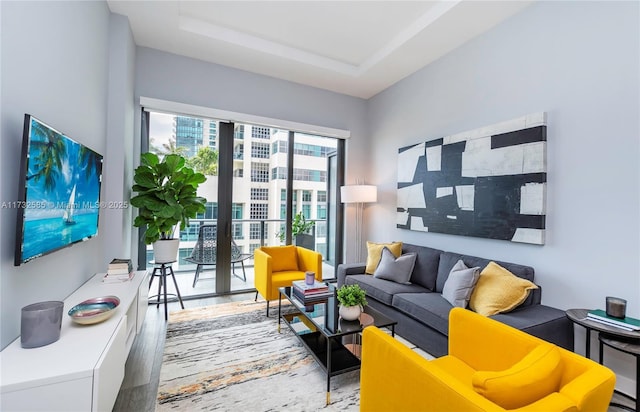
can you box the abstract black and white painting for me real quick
[397,113,547,245]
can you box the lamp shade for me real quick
[341,185,377,203]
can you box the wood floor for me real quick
[113,294,637,412]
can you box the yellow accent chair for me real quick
[360,307,616,412]
[253,245,322,316]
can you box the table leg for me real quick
[278,294,282,333]
[326,337,332,405]
[635,355,639,412]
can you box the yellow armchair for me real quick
[253,245,322,316]
[361,307,615,412]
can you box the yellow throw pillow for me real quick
[365,241,402,274]
[469,261,538,316]
[472,344,563,409]
[261,245,299,272]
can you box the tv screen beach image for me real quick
[18,116,102,263]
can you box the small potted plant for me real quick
[130,152,207,263]
[277,211,315,249]
[336,284,368,321]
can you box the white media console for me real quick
[0,270,149,412]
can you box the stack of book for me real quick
[587,309,640,331]
[292,280,332,303]
[103,258,134,283]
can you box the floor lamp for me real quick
[341,185,377,262]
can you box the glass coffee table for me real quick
[278,284,397,405]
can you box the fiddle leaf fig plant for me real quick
[336,284,368,308]
[130,152,207,244]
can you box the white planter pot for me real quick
[339,305,361,321]
[153,239,179,263]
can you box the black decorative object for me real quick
[397,113,547,245]
[605,296,627,319]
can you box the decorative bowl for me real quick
[68,296,120,325]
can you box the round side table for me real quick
[566,309,640,412]
[600,335,640,412]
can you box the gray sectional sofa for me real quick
[337,243,573,357]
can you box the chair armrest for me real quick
[448,308,541,371]
[296,247,322,280]
[361,327,501,412]
[559,354,616,411]
[336,263,366,286]
[514,393,578,412]
[253,248,272,297]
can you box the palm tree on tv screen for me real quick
[27,121,67,193]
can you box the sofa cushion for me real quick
[472,344,563,409]
[469,262,538,316]
[392,293,452,335]
[442,259,481,308]
[402,243,442,291]
[345,275,428,306]
[365,241,403,274]
[373,247,417,284]
[436,252,535,293]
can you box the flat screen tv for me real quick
[14,114,103,266]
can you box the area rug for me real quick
[156,299,363,411]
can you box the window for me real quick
[249,243,261,254]
[232,223,243,239]
[317,191,327,202]
[251,188,269,201]
[302,204,311,219]
[272,140,287,154]
[251,142,270,159]
[232,203,243,219]
[251,162,269,182]
[272,167,286,180]
[250,203,268,220]
[249,223,262,240]
[251,126,271,139]
[234,124,244,139]
[317,204,327,219]
[302,190,312,202]
[197,202,218,220]
[316,221,327,237]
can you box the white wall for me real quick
[365,1,639,392]
[0,2,135,350]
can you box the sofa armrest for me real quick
[336,263,366,286]
[361,327,500,412]
[296,247,323,280]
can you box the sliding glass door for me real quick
[142,109,343,299]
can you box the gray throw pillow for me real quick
[442,259,481,308]
[373,247,417,284]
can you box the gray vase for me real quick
[21,301,64,349]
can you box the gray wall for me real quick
[0,2,135,349]
[135,47,369,260]
[365,1,639,390]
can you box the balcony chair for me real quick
[253,245,322,316]
[185,224,252,287]
[360,307,616,412]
